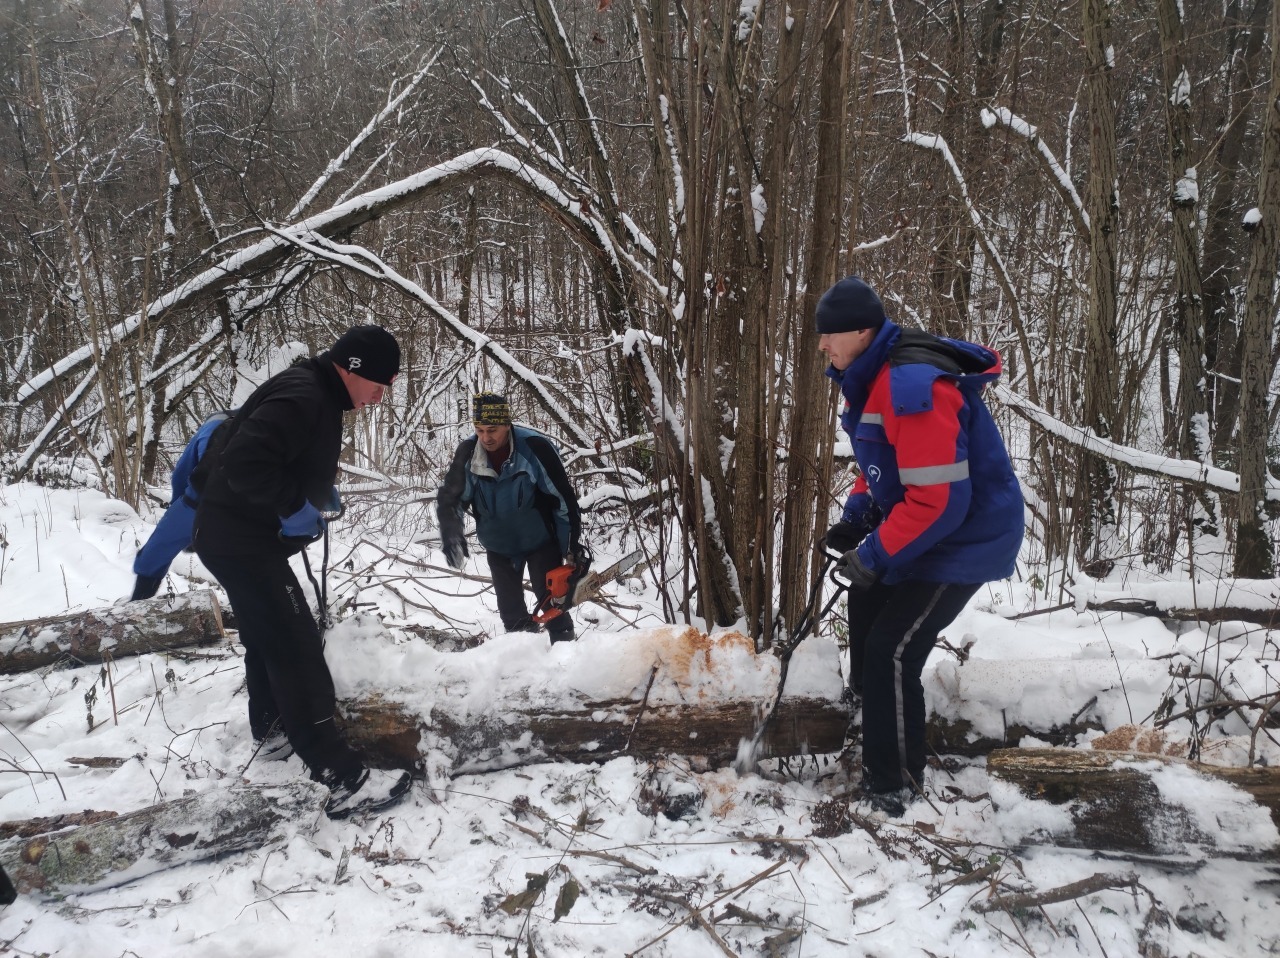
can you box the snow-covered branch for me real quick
[260,226,597,453]
[981,106,1090,236]
[17,148,618,406]
[287,48,443,221]
[994,384,1280,501]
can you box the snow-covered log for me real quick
[326,623,1212,770]
[338,692,848,773]
[987,747,1280,859]
[1076,576,1280,627]
[327,623,849,771]
[0,782,328,897]
[0,591,226,674]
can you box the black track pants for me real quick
[848,580,980,792]
[487,539,574,637]
[197,549,363,785]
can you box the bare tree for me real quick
[1079,0,1121,572]
[1235,0,1280,577]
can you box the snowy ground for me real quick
[2,480,1279,957]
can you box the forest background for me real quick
[3,0,1279,642]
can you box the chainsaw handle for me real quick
[531,602,563,625]
[532,563,577,624]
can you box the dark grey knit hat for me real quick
[815,277,886,334]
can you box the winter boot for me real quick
[324,768,412,820]
[859,787,913,819]
[253,730,294,762]
[549,626,576,644]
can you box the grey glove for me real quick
[835,549,878,591]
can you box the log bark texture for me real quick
[1086,596,1280,628]
[1079,576,1280,627]
[925,716,1104,757]
[0,781,327,897]
[337,694,848,773]
[0,590,225,674]
[988,747,1280,858]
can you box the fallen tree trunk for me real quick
[1086,596,1280,628]
[0,781,328,897]
[988,747,1280,859]
[326,624,852,772]
[924,715,1104,757]
[0,590,225,674]
[338,693,848,773]
[1075,576,1280,628]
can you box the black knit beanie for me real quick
[328,325,400,385]
[815,277,886,334]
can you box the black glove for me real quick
[824,520,866,554]
[443,532,469,570]
[834,549,878,591]
[568,542,593,572]
[131,575,163,602]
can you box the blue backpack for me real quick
[132,410,234,580]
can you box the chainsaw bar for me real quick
[533,549,644,624]
[571,549,643,606]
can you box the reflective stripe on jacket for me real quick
[828,320,1023,585]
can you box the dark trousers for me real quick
[848,579,980,792]
[197,549,363,786]
[487,539,574,637]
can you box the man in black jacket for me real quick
[194,325,410,819]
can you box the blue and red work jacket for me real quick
[828,320,1024,585]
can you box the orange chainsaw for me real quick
[532,548,642,624]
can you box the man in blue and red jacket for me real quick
[818,276,1023,815]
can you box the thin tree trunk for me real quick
[1205,0,1272,460]
[1079,0,1121,573]
[1234,0,1280,578]
[778,0,849,645]
[1158,0,1220,541]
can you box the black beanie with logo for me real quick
[328,325,400,386]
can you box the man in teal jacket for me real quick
[437,393,584,642]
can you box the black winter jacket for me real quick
[193,357,352,556]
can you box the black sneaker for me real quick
[254,731,294,762]
[859,786,915,819]
[324,768,412,820]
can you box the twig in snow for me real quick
[567,847,657,876]
[625,887,737,958]
[972,871,1139,914]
